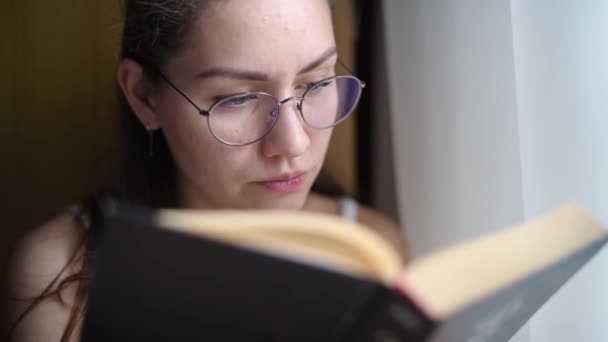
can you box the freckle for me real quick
[282,21,295,31]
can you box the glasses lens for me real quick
[208,93,279,145]
[300,76,362,129]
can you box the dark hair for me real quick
[112,0,218,208]
[6,1,338,341]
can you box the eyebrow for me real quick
[297,46,338,74]
[195,67,268,81]
[194,46,338,81]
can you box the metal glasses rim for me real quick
[158,73,364,146]
[206,74,364,113]
[207,75,364,146]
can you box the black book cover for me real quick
[80,207,433,342]
[80,202,607,342]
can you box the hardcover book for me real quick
[80,201,607,342]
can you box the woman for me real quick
[2,0,407,341]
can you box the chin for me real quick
[249,191,309,211]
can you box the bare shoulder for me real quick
[3,212,85,341]
[356,205,410,263]
[6,213,84,297]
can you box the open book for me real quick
[80,201,607,342]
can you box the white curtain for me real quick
[383,0,608,341]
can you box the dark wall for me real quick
[0,1,121,268]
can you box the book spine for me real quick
[338,286,436,342]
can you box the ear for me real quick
[116,59,161,129]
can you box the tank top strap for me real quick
[65,204,93,231]
[64,194,111,234]
[337,196,359,222]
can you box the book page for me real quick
[397,204,607,319]
[155,210,403,282]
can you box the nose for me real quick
[261,97,311,159]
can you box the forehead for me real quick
[169,0,335,78]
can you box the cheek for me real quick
[157,101,254,181]
[158,102,211,156]
[310,128,333,158]
[155,100,225,176]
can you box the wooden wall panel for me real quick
[1,0,19,265]
[0,0,121,264]
[327,0,358,196]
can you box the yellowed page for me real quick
[155,210,403,282]
[398,204,607,319]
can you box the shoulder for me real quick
[6,213,84,297]
[3,212,85,341]
[305,192,409,263]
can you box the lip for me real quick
[256,172,308,192]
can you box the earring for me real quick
[145,123,155,158]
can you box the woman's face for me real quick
[154,0,337,210]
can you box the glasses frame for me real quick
[156,71,366,146]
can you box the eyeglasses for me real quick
[157,72,365,146]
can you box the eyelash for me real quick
[301,73,335,90]
[303,80,323,90]
[211,77,332,103]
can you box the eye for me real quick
[313,80,333,88]
[307,78,334,93]
[218,93,258,107]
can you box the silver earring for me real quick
[145,124,155,158]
